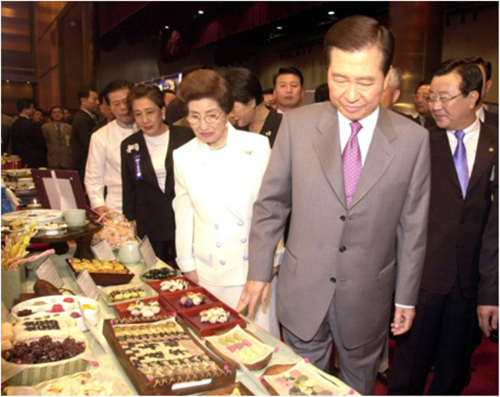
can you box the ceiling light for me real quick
[6,80,10,83]
[164,25,169,29]
[27,81,31,85]
[328,11,335,15]
[198,10,204,15]
[276,26,283,30]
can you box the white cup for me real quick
[118,240,142,264]
[63,209,86,226]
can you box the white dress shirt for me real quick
[85,119,136,212]
[446,117,480,178]
[143,131,169,193]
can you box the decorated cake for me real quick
[204,325,274,370]
[103,317,236,394]
[200,307,230,324]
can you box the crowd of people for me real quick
[1,14,497,396]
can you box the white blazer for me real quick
[173,124,271,286]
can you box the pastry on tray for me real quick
[204,325,274,371]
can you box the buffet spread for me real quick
[1,225,359,396]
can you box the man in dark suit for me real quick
[412,80,436,129]
[238,15,430,395]
[468,56,498,128]
[389,59,498,395]
[71,87,99,187]
[10,98,47,169]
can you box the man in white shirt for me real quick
[389,59,498,395]
[85,79,136,215]
[273,66,304,114]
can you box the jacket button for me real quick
[340,216,346,222]
[216,242,222,248]
[237,221,244,226]
[339,246,346,253]
[240,237,247,243]
[219,260,226,265]
[330,277,336,283]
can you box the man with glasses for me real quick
[389,59,498,395]
[412,80,436,129]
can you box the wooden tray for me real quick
[204,325,274,371]
[102,317,237,395]
[66,258,134,286]
[201,381,254,395]
[148,276,198,295]
[113,297,175,318]
[179,302,246,337]
[261,362,357,396]
[160,286,219,312]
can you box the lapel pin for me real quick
[489,147,494,152]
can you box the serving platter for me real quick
[148,276,198,295]
[66,258,134,286]
[113,297,175,319]
[160,286,219,312]
[1,209,63,227]
[99,282,158,306]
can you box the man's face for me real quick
[26,103,35,117]
[108,88,133,124]
[328,46,388,121]
[82,91,99,113]
[32,110,44,123]
[63,109,71,122]
[274,73,303,111]
[50,108,64,122]
[413,85,430,116]
[263,93,277,110]
[99,101,114,121]
[429,71,478,131]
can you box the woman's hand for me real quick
[183,270,199,284]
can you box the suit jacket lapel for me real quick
[350,108,396,209]
[136,134,163,191]
[164,128,178,196]
[312,107,345,206]
[468,123,496,192]
[431,128,462,191]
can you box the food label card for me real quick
[91,239,116,260]
[139,235,158,269]
[76,269,100,300]
[35,258,64,288]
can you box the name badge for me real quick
[134,154,143,180]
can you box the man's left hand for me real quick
[391,306,415,336]
[477,305,499,338]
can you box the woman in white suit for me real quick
[173,70,279,337]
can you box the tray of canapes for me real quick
[261,360,359,396]
[113,297,175,318]
[67,258,134,286]
[160,286,219,312]
[140,266,180,282]
[99,282,158,306]
[11,295,100,331]
[201,381,254,395]
[1,317,91,386]
[179,302,247,337]
[204,325,274,371]
[3,369,134,396]
[102,316,237,395]
[148,276,198,295]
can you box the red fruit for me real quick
[51,304,64,312]
[63,297,74,303]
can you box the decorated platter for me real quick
[1,209,63,227]
[98,282,158,306]
[179,302,246,337]
[204,325,274,371]
[148,275,198,294]
[113,297,175,318]
[160,286,218,312]
[66,258,134,286]
[10,295,100,332]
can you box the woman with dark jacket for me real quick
[121,85,193,263]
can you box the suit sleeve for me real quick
[248,115,292,282]
[395,132,431,306]
[85,131,106,209]
[121,142,136,222]
[478,159,499,306]
[172,150,196,273]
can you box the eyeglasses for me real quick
[426,93,463,105]
[187,111,223,125]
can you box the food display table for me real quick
[2,249,358,396]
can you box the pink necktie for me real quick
[343,121,363,208]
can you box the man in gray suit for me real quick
[237,15,430,395]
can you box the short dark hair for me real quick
[414,79,432,94]
[102,80,134,105]
[49,106,63,115]
[127,84,164,113]
[323,15,394,76]
[273,66,304,87]
[432,59,483,107]
[177,69,234,115]
[224,67,264,106]
[34,107,45,115]
[314,83,330,103]
[16,98,34,113]
[77,87,96,103]
[262,88,274,95]
[467,56,492,81]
